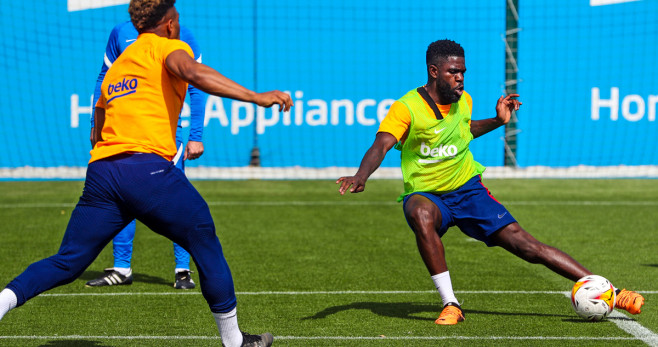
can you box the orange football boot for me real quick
[615,289,644,315]
[435,303,465,325]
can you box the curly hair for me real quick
[128,0,176,32]
[426,39,465,66]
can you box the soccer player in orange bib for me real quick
[85,20,205,291]
[337,39,644,325]
[0,1,291,346]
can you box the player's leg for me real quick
[118,153,262,346]
[0,160,131,320]
[490,222,591,281]
[132,169,236,308]
[173,242,195,289]
[113,220,136,271]
[140,173,246,346]
[85,220,136,287]
[403,193,464,325]
[171,140,196,290]
[403,194,448,275]
[450,176,589,280]
[468,176,644,314]
[491,223,644,313]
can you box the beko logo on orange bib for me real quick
[107,77,138,103]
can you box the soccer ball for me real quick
[571,275,616,321]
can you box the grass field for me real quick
[0,179,656,346]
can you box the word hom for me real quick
[591,87,658,122]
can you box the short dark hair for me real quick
[128,0,176,32]
[426,39,465,66]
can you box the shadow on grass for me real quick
[38,340,112,347]
[642,264,658,268]
[467,309,573,319]
[303,302,440,322]
[79,270,171,287]
[304,302,575,321]
[560,315,633,323]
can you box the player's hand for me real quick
[254,91,294,112]
[495,93,522,125]
[184,141,204,160]
[336,175,367,195]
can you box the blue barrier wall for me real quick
[517,0,658,166]
[1,0,654,170]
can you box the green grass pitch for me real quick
[0,179,656,346]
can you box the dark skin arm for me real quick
[470,93,521,138]
[337,132,398,194]
[91,107,105,147]
[165,50,293,112]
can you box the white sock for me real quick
[431,271,459,307]
[113,267,131,276]
[0,289,18,321]
[213,308,243,347]
[174,268,189,274]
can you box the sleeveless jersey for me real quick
[91,22,205,142]
[91,33,193,163]
[396,88,485,201]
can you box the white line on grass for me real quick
[562,292,658,347]
[39,290,658,297]
[3,200,658,208]
[277,336,654,342]
[6,291,656,344]
[0,335,655,342]
[609,311,658,347]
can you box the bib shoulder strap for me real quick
[416,86,444,120]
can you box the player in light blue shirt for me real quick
[87,21,205,289]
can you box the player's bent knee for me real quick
[405,205,439,229]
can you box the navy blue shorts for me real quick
[403,175,516,246]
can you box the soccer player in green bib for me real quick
[336,39,644,325]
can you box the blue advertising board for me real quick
[0,0,506,170]
[517,0,658,166]
[1,0,654,174]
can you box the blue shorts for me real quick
[402,175,516,246]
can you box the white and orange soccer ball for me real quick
[571,275,616,321]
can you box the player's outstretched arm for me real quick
[337,132,397,195]
[470,93,521,138]
[165,50,293,112]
